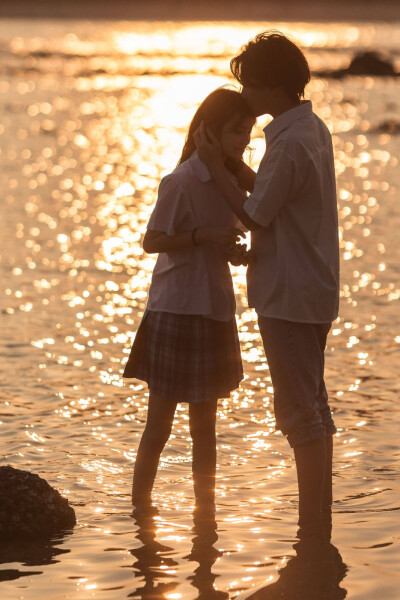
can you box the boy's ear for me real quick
[265,85,282,103]
[271,86,279,98]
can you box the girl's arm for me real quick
[143,227,244,254]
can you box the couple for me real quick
[123,31,339,541]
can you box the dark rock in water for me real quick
[317,51,399,78]
[0,466,76,540]
[344,52,398,76]
[372,120,400,134]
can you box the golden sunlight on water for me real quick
[0,18,400,600]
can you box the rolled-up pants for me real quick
[258,316,337,448]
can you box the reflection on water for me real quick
[0,17,400,600]
[186,512,228,600]
[129,507,229,600]
[0,534,70,583]
[129,507,179,599]
[241,541,347,600]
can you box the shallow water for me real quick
[0,18,400,600]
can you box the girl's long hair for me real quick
[177,87,253,166]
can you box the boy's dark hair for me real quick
[230,31,310,101]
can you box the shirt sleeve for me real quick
[147,175,189,236]
[244,141,295,228]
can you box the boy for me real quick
[194,31,339,539]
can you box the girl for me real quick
[123,88,255,511]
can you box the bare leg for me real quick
[294,438,327,529]
[322,434,333,509]
[189,400,218,510]
[322,434,333,540]
[131,393,177,506]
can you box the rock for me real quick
[372,120,400,134]
[343,52,398,76]
[0,466,76,540]
[317,51,399,79]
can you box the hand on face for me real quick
[193,121,223,168]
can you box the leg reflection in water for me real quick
[242,530,348,600]
[185,507,229,600]
[129,506,179,599]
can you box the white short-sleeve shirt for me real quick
[146,152,240,321]
[244,101,340,323]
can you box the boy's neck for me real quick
[270,97,302,119]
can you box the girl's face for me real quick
[219,115,255,161]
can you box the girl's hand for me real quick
[197,226,245,246]
[228,241,254,266]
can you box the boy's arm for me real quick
[143,227,244,254]
[194,123,261,231]
[235,161,257,193]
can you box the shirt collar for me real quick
[188,150,211,182]
[263,100,312,144]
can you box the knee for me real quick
[190,421,216,442]
[189,402,217,442]
[141,425,171,450]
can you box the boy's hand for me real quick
[193,122,224,169]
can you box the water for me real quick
[0,18,400,600]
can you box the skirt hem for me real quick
[123,310,243,403]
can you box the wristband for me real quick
[192,227,199,246]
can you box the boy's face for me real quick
[241,85,277,117]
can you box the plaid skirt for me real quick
[123,311,243,403]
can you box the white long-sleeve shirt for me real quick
[244,101,340,323]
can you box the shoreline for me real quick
[1,0,400,22]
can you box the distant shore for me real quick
[1,0,400,21]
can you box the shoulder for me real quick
[158,170,186,198]
[266,135,300,163]
[284,114,332,157]
[311,112,333,143]
[301,111,333,143]
[159,161,196,193]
